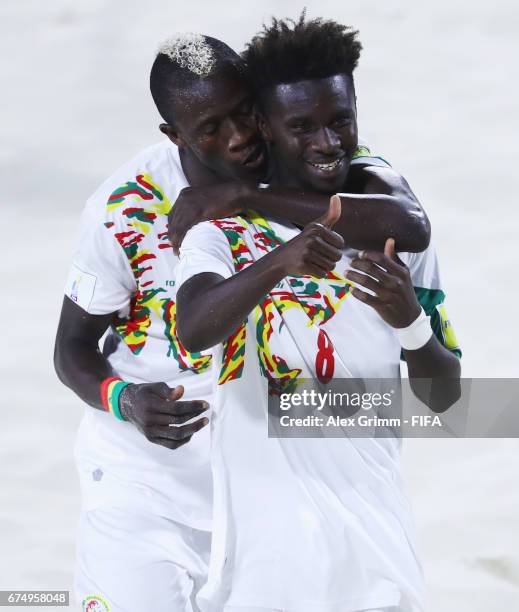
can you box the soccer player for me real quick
[175,16,461,612]
[54,33,431,612]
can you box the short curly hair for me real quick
[243,12,362,97]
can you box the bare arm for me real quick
[345,240,461,412]
[54,296,116,410]
[246,165,430,252]
[168,165,430,254]
[404,337,461,412]
[54,296,209,448]
[177,198,344,352]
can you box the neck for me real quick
[269,163,300,190]
[179,147,222,188]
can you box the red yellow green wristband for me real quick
[100,376,130,421]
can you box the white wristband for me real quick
[396,307,433,351]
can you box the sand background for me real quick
[1,1,518,610]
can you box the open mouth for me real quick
[242,144,265,168]
[307,157,344,172]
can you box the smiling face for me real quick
[260,74,358,194]
[164,66,268,182]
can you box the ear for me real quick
[159,123,185,147]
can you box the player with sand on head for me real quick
[175,15,461,612]
[55,29,432,612]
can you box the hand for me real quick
[345,237,421,328]
[119,383,209,450]
[168,183,252,255]
[277,195,344,277]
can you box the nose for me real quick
[226,117,256,153]
[311,127,341,157]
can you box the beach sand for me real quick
[1,1,518,610]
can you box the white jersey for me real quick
[176,212,460,611]
[65,140,213,529]
[63,138,411,532]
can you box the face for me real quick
[164,66,268,182]
[261,74,358,194]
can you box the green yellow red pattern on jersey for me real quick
[211,212,353,386]
[105,173,212,372]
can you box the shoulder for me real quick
[351,139,392,169]
[346,163,412,197]
[82,140,186,226]
[182,220,234,250]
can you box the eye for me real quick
[290,121,313,134]
[200,122,218,136]
[332,116,353,128]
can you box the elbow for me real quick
[402,199,431,253]
[389,187,431,253]
[427,378,462,413]
[410,371,461,414]
[176,316,207,354]
[412,210,431,252]
[178,331,204,354]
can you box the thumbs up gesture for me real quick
[344,237,422,328]
[278,195,345,278]
[317,194,342,229]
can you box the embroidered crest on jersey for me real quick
[82,594,110,612]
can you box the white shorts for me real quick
[75,505,211,612]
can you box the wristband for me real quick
[100,376,130,421]
[396,307,433,351]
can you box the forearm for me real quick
[336,192,429,252]
[404,336,461,412]
[54,338,116,410]
[177,249,287,352]
[243,187,429,252]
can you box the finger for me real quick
[169,385,185,402]
[384,237,395,260]
[151,407,210,426]
[155,399,210,417]
[169,232,180,256]
[305,251,339,273]
[305,263,331,278]
[149,382,177,400]
[170,228,189,257]
[148,416,210,442]
[311,224,344,250]
[351,287,382,307]
[348,258,394,285]
[149,416,209,443]
[356,249,406,276]
[345,270,383,295]
[310,236,344,261]
[316,194,341,229]
[384,237,407,267]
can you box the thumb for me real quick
[384,237,396,260]
[151,382,184,401]
[317,194,341,229]
[170,385,184,401]
[384,237,405,266]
